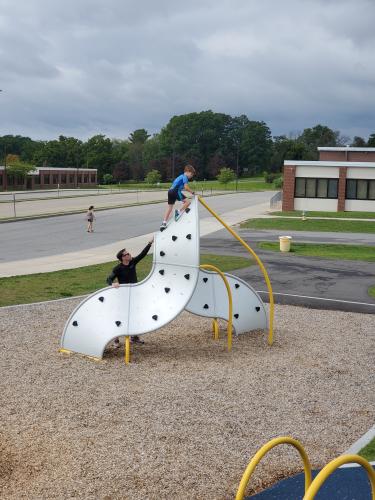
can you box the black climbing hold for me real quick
[234,314,239,319]
[172,235,178,241]
[186,234,192,240]
[160,226,166,232]
[185,207,190,213]
[160,251,165,257]
[235,284,240,289]
[164,287,170,293]
[152,315,158,321]
[98,296,104,302]
[184,274,190,280]
[203,277,208,283]
[115,321,121,327]
[255,306,260,312]
[203,304,209,309]
[72,320,78,327]
[159,269,165,275]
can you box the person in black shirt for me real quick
[107,238,154,346]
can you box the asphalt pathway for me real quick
[201,229,375,314]
[0,192,273,263]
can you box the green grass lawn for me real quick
[241,218,375,233]
[272,210,375,219]
[0,253,253,307]
[257,242,375,262]
[99,178,277,192]
[368,285,375,298]
[359,437,375,461]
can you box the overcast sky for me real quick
[0,0,374,141]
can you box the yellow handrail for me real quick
[200,264,233,351]
[303,454,375,500]
[235,436,312,500]
[198,196,275,345]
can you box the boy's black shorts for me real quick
[168,188,186,205]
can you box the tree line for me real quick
[1,111,374,182]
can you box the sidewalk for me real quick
[0,201,270,277]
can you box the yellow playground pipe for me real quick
[303,454,375,500]
[200,264,233,351]
[235,436,312,500]
[198,196,275,345]
[124,336,130,364]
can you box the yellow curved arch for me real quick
[198,196,275,345]
[303,454,375,500]
[235,436,312,500]
[200,264,233,351]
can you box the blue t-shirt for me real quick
[171,173,188,193]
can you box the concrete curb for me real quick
[344,424,375,455]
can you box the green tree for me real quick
[217,167,235,184]
[102,173,114,184]
[5,154,36,184]
[145,169,161,184]
[367,134,375,147]
[84,135,113,181]
[351,136,367,147]
[299,124,347,159]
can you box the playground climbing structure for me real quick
[60,196,274,362]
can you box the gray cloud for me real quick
[0,0,374,140]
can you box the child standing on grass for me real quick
[86,206,95,233]
[160,165,196,231]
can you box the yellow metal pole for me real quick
[198,196,275,345]
[200,264,233,351]
[235,436,312,500]
[125,336,130,364]
[303,454,375,500]
[212,318,219,340]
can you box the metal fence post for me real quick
[13,193,16,218]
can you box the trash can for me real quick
[279,236,292,252]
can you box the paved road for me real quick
[201,229,375,313]
[0,192,273,263]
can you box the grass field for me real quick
[0,253,252,307]
[272,210,375,219]
[359,437,375,461]
[241,218,375,233]
[368,285,375,298]
[99,178,277,192]
[257,242,375,262]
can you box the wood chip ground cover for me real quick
[0,300,374,499]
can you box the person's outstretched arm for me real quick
[132,240,153,265]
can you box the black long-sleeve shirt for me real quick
[106,243,152,285]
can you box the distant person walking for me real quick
[86,206,95,232]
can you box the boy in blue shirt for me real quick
[160,164,196,230]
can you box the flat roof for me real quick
[284,160,375,168]
[318,147,375,152]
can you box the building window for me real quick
[34,175,40,185]
[44,175,50,184]
[53,174,58,184]
[70,174,75,183]
[294,178,338,199]
[369,180,375,200]
[61,174,66,184]
[346,179,375,200]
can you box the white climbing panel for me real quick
[185,269,267,334]
[61,198,200,358]
[60,195,269,360]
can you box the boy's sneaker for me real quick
[175,209,181,221]
[160,222,167,231]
